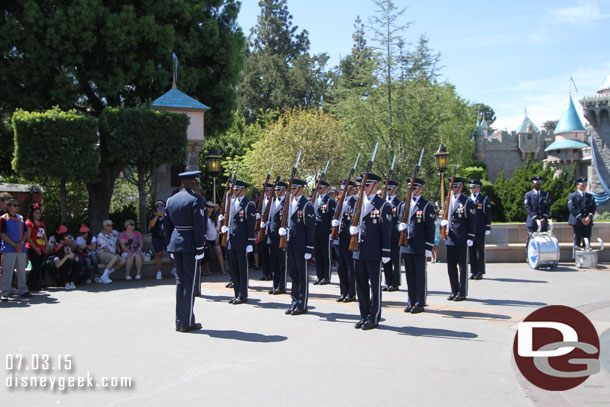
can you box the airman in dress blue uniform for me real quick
[568,177,596,253]
[331,179,358,302]
[350,172,392,330]
[313,180,336,285]
[257,183,273,281]
[524,176,551,233]
[398,177,435,314]
[441,177,475,301]
[280,178,315,315]
[264,181,288,294]
[221,180,256,305]
[467,179,492,280]
[164,171,207,333]
[382,180,402,292]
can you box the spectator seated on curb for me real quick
[96,219,125,284]
[119,219,144,280]
[76,224,100,283]
[52,225,80,290]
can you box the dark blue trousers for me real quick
[258,240,271,278]
[469,234,486,275]
[314,231,331,281]
[572,223,592,249]
[269,246,287,291]
[446,244,468,297]
[355,259,382,324]
[287,250,308,311]
[383,243,401,287]
[403,253,427,307]
[335,246,356,297]
[174,253,198,329]
[228,249,249,298]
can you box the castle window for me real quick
[527,134,532,140]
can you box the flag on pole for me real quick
[172,52,179,87]
[570,76,578,93]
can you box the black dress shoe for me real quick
[410,305,424,314]
[403,305,413,313]
[361,320,378,330]
[232,297,248,305]
[343,296,357,303]
[469,274,476,280]
[291,308,308,316]
[225,281,234,288]
[454,295,466,302]
[387,285,399,292]
[20,292,33,298]
[382,286,389,292]
[336,296,346,302]
[268,289,276,295]
[178,322,202,333]
[354,319,366,329]
[275,289,286,294]
[313,279,321,285]
[319,279,330,285]
[447,294,456,301]
[285,308,294,315]
[228,297,237,304]
[474,273,483,280]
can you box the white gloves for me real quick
[331,219,340,227]
[485,230,491,236]
[398,222,407,232]
[425,250,432,257]
[221,225,229,234]
[256,213,261,219]
[195,252,205,260]
[218,214,224,222]
[304,253,312,260]
[349,226,359,235]
[440,219,449,227]
[246,245,253,253]
[382,257,391,264]
[260,221,266,228]
[279,227,287,236]
[467,239,473,247]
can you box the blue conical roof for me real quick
[554,95,585,134]
[516,115,539,134]
[152,88,210,110]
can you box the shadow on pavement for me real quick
[426,308,512,320]
[308,311,361,323]
[467,298,547,307]
[198,329,288,342]
[0,292,60,308]
[249,299,289,310]
[200,293,238,302]
[484,277,548,284]
[379,325,478,339]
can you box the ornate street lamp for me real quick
[206,147,222,203]
[434,143,450,206]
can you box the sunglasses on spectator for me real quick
[127,223,135,226]
[105,223,113,227]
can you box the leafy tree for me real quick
[242,108,351,192]
[1,0,244,231]
[99,107,188,232]
[12,107,99,223]
[472,103,496,126]
[543,120,558,134]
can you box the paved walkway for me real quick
[1,262,609,406]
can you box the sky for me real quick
[237,0,610,132]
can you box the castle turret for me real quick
[516,111,543,160]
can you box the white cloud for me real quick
[548,1,610,25]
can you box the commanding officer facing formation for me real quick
[313,180,336,285]
[468,179,492,280]
[568,177,596,253]
[280,178,315,315]
[332,179,358,303]
[164,170,207,333]
[222,180,256,305]
[441,177,475,302]
[382,180,402,292]
[350,172,392,330]
[524,176,551,233]
[398,177,435,314]
[265,181,288,294]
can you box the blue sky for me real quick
[237,0,610,132]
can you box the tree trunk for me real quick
[137,166,148,234]
[60,178,67,224]
[86,164,121,235]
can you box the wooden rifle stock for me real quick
[348,172,369,251]
[259,176,279,242]
[279,178,294,249]
[330,179,350,241]
[398,177,417,247]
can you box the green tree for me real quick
[99,107,188,232]
[1,0,244,231]
[12,107,99,223]
[472,103,496,127]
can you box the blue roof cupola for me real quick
[516,114,540,134]
[554,95,585,134]
[152,89,210,111]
